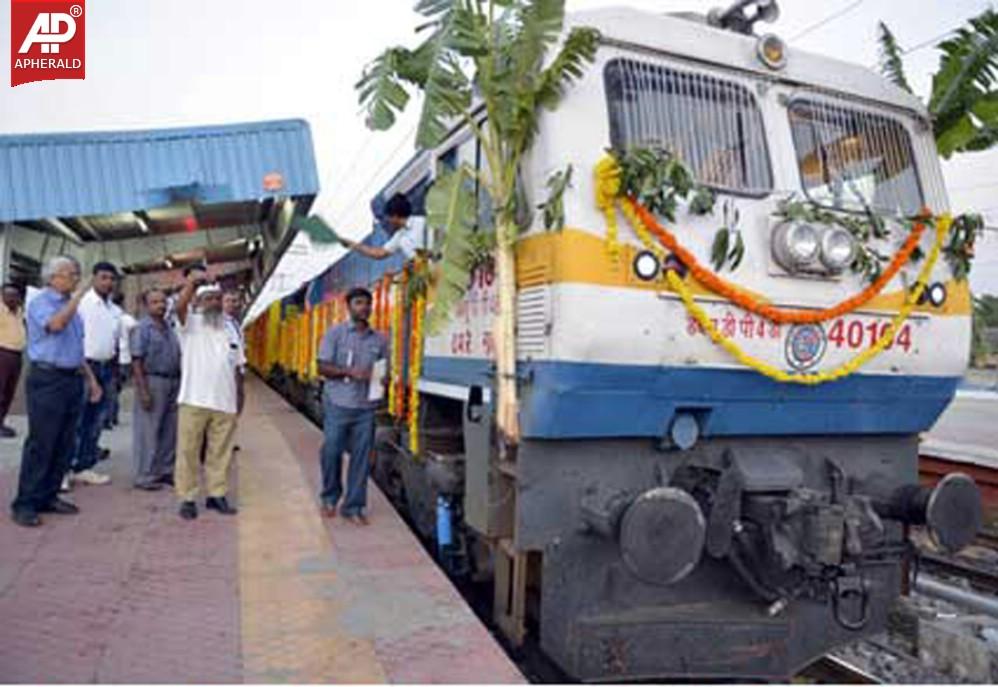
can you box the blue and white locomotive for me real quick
[258,3,983,680]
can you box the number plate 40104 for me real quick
[827,318,913,354]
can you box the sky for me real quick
[2,0,998,317]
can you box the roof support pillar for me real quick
[0,223,11,284]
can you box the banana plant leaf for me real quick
[711,228,730,272]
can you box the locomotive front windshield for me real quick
[604,58,773,196]
[788,100,924,216]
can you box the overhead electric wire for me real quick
[331,121,419,230]
[322,129,379,206]
[790,0,866,42]
[901,27,959,55]
[867,20,970,70]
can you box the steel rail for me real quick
[798,655,883,684]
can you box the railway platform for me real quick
[0,378,523,684]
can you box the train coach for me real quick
[246,4,984,681]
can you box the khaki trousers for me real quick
[176,403,237,502]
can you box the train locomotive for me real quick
[247,3,984,681]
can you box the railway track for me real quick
[797,655,882,684]
[976,527,998,549]
[919,451,998,513]
[917,550,998,595]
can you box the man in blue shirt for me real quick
[316,287,388,525]
[130,287,182,491]
[10,256,102,527]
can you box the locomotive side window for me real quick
[788,100,924,216]
[604,58,773,196]
[437,130,495,232]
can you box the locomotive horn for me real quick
[707,0,780,35]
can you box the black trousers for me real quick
[11,366,83,514]
[0,347,22,424]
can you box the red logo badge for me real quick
[10,0,85,87]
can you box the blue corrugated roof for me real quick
[0,119,320,222]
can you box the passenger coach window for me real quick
[604,58,773,196]
[788,100,923,216]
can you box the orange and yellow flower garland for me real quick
[596,154,929,325]
[666,215,950,384]
[386,263,426,455]
[407,289,426,455]
[388,270,407,419]
[376,274,392,334]
[626,199,928,325]
[593,155,956,385]
[594,154,624,261]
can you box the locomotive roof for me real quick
[568,7,928,117]
[340,7,931,300]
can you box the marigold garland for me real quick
[630,199,927,324]
[407,290,426,454]
[381,274,392,334]
[596,154,929,325]
[388,271,406,419]
[372,278,383,332]
[387,287,396,415]
[622,199,667,260]
[594,156,623,262]
[667,214,950,384]
[592,154,958,383]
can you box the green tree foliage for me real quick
[356,0,600,442]
[357,0,599,176]
[424,166,479,334]
[877,22,913,94]
[355,0,599,306]
[972,294,998,364]
[878,12,998,367]
[878,10,998,158]
[975,293,998,325]
[538,164,573,230]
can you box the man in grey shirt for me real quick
[130,287,182,490]
[316,287,388,525]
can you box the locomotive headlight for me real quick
[819,227,857,273]
[757,33,787,70]
[772,223,820,272]
[633,250,661,281]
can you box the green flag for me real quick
[293,215,345,246]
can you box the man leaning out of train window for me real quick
[340,193,430,262]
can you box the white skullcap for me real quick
[196,284,222,297]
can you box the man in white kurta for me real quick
[173,274,245,520]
